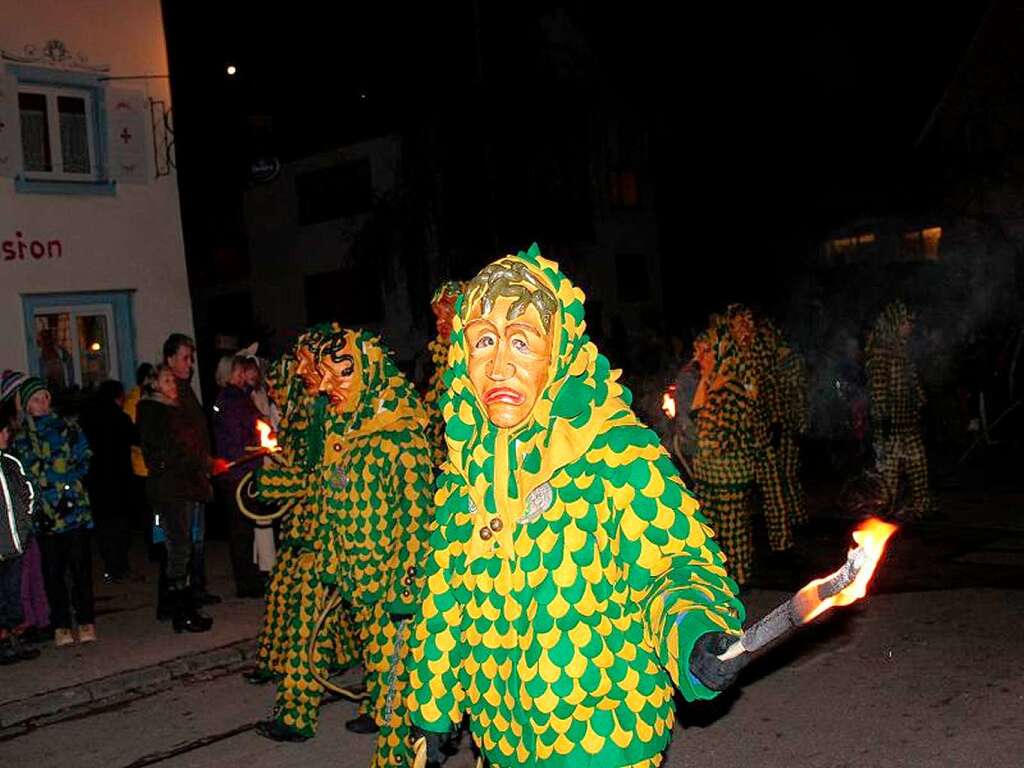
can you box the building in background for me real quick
[0,0,194,402]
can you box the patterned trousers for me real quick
[778,432,807,528]
[754,446,792,551]
[694,479,754,586]
[876,431,929,520]
[266,550,359,737]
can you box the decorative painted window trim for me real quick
[6,63,112,195]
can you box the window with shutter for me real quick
[16,85,98,181]
[2,65,148,193]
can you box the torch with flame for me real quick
[255,419,278,452]
[718,517,898,661]
[212,419,282,476]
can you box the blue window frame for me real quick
[7,64,115,196]
[22,291,136,394]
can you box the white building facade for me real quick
[0,1,194,396]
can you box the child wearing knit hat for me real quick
[12,379,96,647]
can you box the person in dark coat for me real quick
[80,380,137,582]
[213,356,264,598]
[162,333,219,605]
[138,364,214,634]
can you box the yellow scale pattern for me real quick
[408,245,743,768]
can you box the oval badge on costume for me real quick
[518,482,553,525]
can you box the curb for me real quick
[0,638,258,730]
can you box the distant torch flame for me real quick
[256,419,279,451]
[661,385,677,419]
[801,517,898,622]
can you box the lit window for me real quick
[826,232,876,259]
[902,227,942,261]
[18,86,98,180]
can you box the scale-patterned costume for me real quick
[308,330,435,767]
[424,281,464,468]
[866,301,929,519]
[252,327,360,737]
[408,245,743,768]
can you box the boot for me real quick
[171,587,213,634]
[9,633,40,661]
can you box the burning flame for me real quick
[661,385,677,419]
[803,517,898,622]
[256,419,279,451]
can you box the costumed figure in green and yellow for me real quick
[689,314,760,586]
[866,301,929,520]
[408,244,746,768]
[425,281,464,467]
[775,334,809,528]
[248,325,361,741]
[734,307,792,555]
[275,327,436,768]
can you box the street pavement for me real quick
[1,478,1022,767]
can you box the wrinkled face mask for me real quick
[295,345,320,395]
[317,336,360,412]
[465,295,553,429]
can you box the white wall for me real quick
[0,0,194,376]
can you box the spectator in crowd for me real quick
[163,333,219,606]
[138,364,214,634]
[12,378,95,647]
[1,375,50,641]
[213,356,264,598]
[0,415,41,665]
[80,380,137,582]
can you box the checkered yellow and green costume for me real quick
[690,315,759,585]
[866,301,929,519]
[743,312,792,552]
[776,341,809,527]
[251,326,362,737]
[407,244,743,768]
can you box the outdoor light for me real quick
[90,342,102,352]
[226,64,237,76]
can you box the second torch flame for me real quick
[256,419,279,452]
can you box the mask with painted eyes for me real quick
[464,295,554,429]
[317,335,361,412]
[295,344,320,395]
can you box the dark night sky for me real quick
[161,1,990,325]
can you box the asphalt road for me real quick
[2,486,1022,768]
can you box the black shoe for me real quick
[254,719,309,742]
[344,713,379,735]
[10,635,40,661]
[171,588,214,633]
[243,668,274,685]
